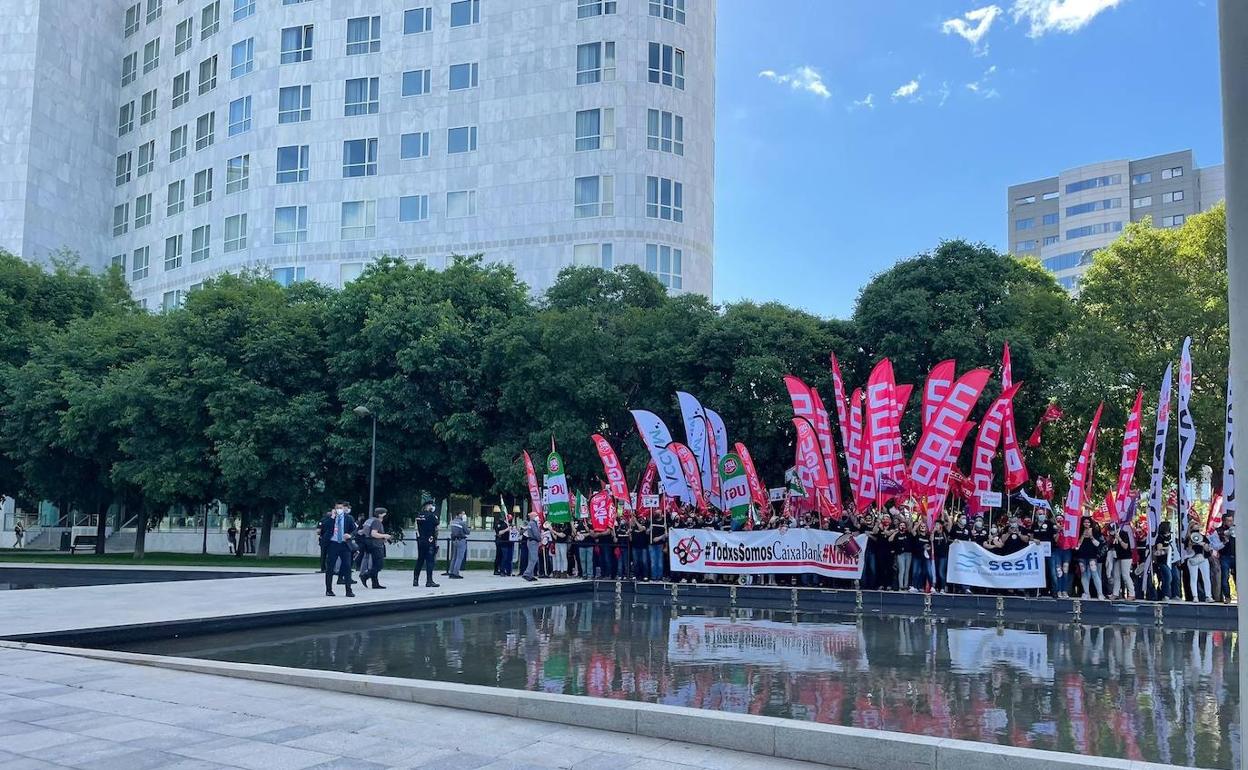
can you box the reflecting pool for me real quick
[114,597,1240,768]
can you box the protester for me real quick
[574,518,594,578]
[1217,514,1236,603]
[1075,517,1104,599]
[550,520,570,577]
[1187,530,1213,602]
[649,513,668,582]
[1108,524,1135,600]
[358,507,394,589]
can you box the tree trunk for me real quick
[258,507,274,559]
[133,500,147,560]
[94,495,107,555]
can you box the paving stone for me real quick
[76,747,188,770]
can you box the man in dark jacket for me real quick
[413,503,441,587]
[320,501,358,597]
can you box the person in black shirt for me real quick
[493,506,511,576]
[1074,517,1103,598]
[1108,524,1135,599]
[412,503,441,588]
[892,519,915,592]
[648,514,668,582]
[971,517,990,547]
[995,519,1029,555]
[1217,514,1236,603]
[1029,510,1056,596]
[613,516,633,580]
[931,520,951,593]
[912,520,932,592]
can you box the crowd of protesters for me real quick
[488,502,1236,603]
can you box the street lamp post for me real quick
[354,406,377,517]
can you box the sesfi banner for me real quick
[946,540,1046,589]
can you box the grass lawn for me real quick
[0,549,494,572]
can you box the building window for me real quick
[399,194,429,222]
[1065,198,1121,216]
[118,101,135,136]
[193,167,213,205]
[649,0,685,23]
[195,111,215,149]
[198,54,218,94]
[281,25,313,63]
[273,206,308,244]
[279,85,312,123]
[578,0,616,18]
[1042,251,1095,272]
[175,17,193,55]
[170,125,188,161]
[645,176,683,221]
[1042,191,1059,201]
[172,71,190,108]
[226,154,249,194]
[401,131,431,159]
[1065,174,1121,194]
[1043,235,1060,246]
[1014,194,1036,205]
[132,246,150,280]
[1161,166,1184,180]
[645,243,682,288]
[125,3,141,37]
[404,7,432,34]
[646,109,682,155]
[277,145,310,183]
[574,175,613,218]
[112,253,126,272]
[271,267,306,286]
[346,16,381,55]
[201,1,220,39]
[228,96,252,135]
[231,38,254,78]
[402,69,432,96]
[1132,196,1152,208]
[450,0,480,27]
[140,89,158,125]
[449,62,479,90]
[574,243,613,268]
[1132,172,1152,185]
[1015,239,1037,252]
[576,108,615,151]
[1162,190,1185,204]
[116,152,132,186]
[1162,214,1186,228]
[342,138,378,177]
[1041,212,1058,226]
[224,213,247,252]
[162,290,185,311]
[191,224,210,262]
[143,38,160,73]
[137,140,156,176]
[344,77,380,115]
[167,179,185,215]
[648,43,684,89]
[447,126,478,154]
[122,52,138,86]
[113,203,130,237]
[1015,217,1034,231]
[134,194,152,229]
[340,262,364,284]
[232,0,254,21]
[341,200,377,239]
[446,190,477,218]
[577,42,615,84]
[164,234,183,271]
[1066,221,1123,240]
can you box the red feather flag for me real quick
[1027,403,1064,447]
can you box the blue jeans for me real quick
[864,551,877,589]
[915,557,933,591]
[935,557,948,590]
[1054,548,1072,595]
[598,544,615,578]
[1156,562,1179,599]
[1221,555,1236,599]
[579,545,594,578]
[1045,553,1058,595]
[633,545,649,579]
[649,544,665,580]
[616,545,632,579]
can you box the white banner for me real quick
[946,539,1046,589]
[669,528,866,579]
[667,616,868,672]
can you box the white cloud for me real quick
[891,78,921,101]
[758,66,831,99]
[935,81,951,107]
[1010,0,1125,37]
[965,65,1001,98]
[849,93,875,111]
[941,5,1003,52]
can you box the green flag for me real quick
[719,453,752,526]
[544,450,571,523]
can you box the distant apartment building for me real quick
[1007,150,1225,291]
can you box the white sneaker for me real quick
[907,587,919,593]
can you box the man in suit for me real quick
[522,510,542,582]
[320,501,357,597]
[412,503,441,587]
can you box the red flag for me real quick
[927,419,976,524]
[1207,492,1225,534]
[865,360,906,496]
[848,388,873,510]
[907,368,992,495]
[1026,403,1064,447]
[1114,390,1144,523]
[1094,492,1113,524]
[922,360,957,430]
[1037,475,1054,500]
[588,490,615,531]
[591,434,630,503]
[668,442,707,512]
[829,352,852,452]
[1001,343,1029,490]
[735,442,768,509]
[892,383,914,428]
[810,388,844,512]
[793,417,831,521]
[1060,403,1104,549]
[521,450,544,519]
[969,383,1023,505]
[636,459,659,512]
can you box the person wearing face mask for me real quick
[891,518,915,592]
[1186,530,1213,602]
[1152,520,1178,600]
[971,517,989,547]
[1108,523,1135,600]
[1029,509,1057,596]
[946,513,971,594]
[1075,517,1104,598]
[1217,514,1236,603]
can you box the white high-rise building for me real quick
[2,0,715,309]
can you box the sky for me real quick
[713,0,1224,319]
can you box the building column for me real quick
[1219,6,1248,770]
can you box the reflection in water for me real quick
[118,598,1240,769]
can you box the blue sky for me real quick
[713,0,1224,318]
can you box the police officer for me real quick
[412,503,441,587]
[320,501,357,597]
